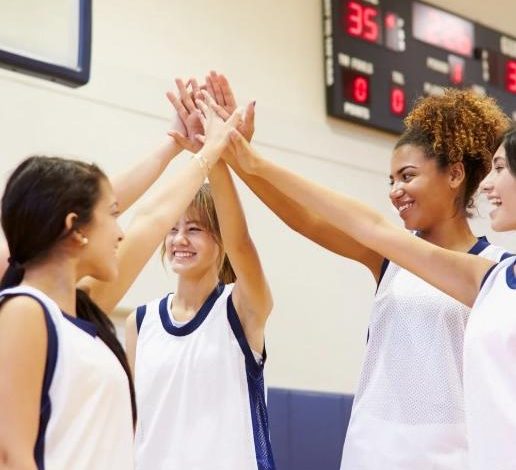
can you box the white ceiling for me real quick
[428,0,516,37]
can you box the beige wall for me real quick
[0,0,515,394]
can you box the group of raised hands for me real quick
[165,71,258,173]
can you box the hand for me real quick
[227,128,260,175]
[166,78,204,152]
[205,71,255,142]
[196,91,243,158]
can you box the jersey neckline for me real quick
[159,283,225,336]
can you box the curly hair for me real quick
[395,88,510,213]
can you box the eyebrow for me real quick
[389,165,417,179]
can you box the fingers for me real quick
[205,74,216,101]
[217,74,237,111]
[242,101,256,141]
[190,78,201,102]
[208,71,225,107]
[227,106,244,128]
[167,130,191,148]
[166,90,189,123]
[176,78,196,113]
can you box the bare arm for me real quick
[205,71,383,280]
[0,298,47,470]
[82,101,242,313]
[209,159,272,353]
[111,139,182,215]
[125,312,137,377]
[225,154,384,281]
[231,132,492,307]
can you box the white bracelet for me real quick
[193,153,210,177]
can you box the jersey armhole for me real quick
[0,292,58,467]
[226,294,266,375]
[501,252,515,261]
[136,305,147,334]
[479,263,499,291]
[376,258,390,292]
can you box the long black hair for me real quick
[0,156,136,424]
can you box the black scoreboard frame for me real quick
[323,0,516,134]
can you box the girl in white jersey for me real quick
[207,75,510,469]
[231,113,516,469]
[126,89,276,470]
[0,86,241,470]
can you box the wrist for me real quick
[199,144,222,169]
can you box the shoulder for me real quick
[0,295,48,327]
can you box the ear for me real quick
[448,162,465,189]
[65,213,89,246]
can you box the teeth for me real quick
[398,202,413,213]
[174,252,194,258]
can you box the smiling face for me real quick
[164,209,220,279]
[77,178,124,282]
[389,144,462,231]
[480,144,516,232]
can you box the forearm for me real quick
[250,150,382,241]
[208,159,251,252]
[226,155,383,276]
[86,145,220,313]
[111,138,182,214]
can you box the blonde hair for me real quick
[161,184,236,284]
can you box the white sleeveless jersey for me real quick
[340,239,509,470]
[464,256,516,470]
[134,283,276,470]
[0,285,134,470]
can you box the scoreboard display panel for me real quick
[323,0,516,133]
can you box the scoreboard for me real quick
[323,0,516,133]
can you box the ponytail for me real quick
[0,258,25,290]
[76,289,137,425]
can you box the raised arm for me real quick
[230,131,493,307]
[205,72,384,281]
[81,92,242,313]
[108,77,209,215]
[110,138,182,215]
[209,157,272,354]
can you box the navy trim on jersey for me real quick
[227,294,276,470]
[469,236,490,255]
[136,305,147,334]
[501,252,515,261]
[506,259,516,289]
[480,263,498,290]
[0,292,58,470]
[376,258,390,291]
[159,283,225,336]
[63,313,97,337]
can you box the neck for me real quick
[172,270,220,318]
[21,254,79,315]
[418,215,478,252]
